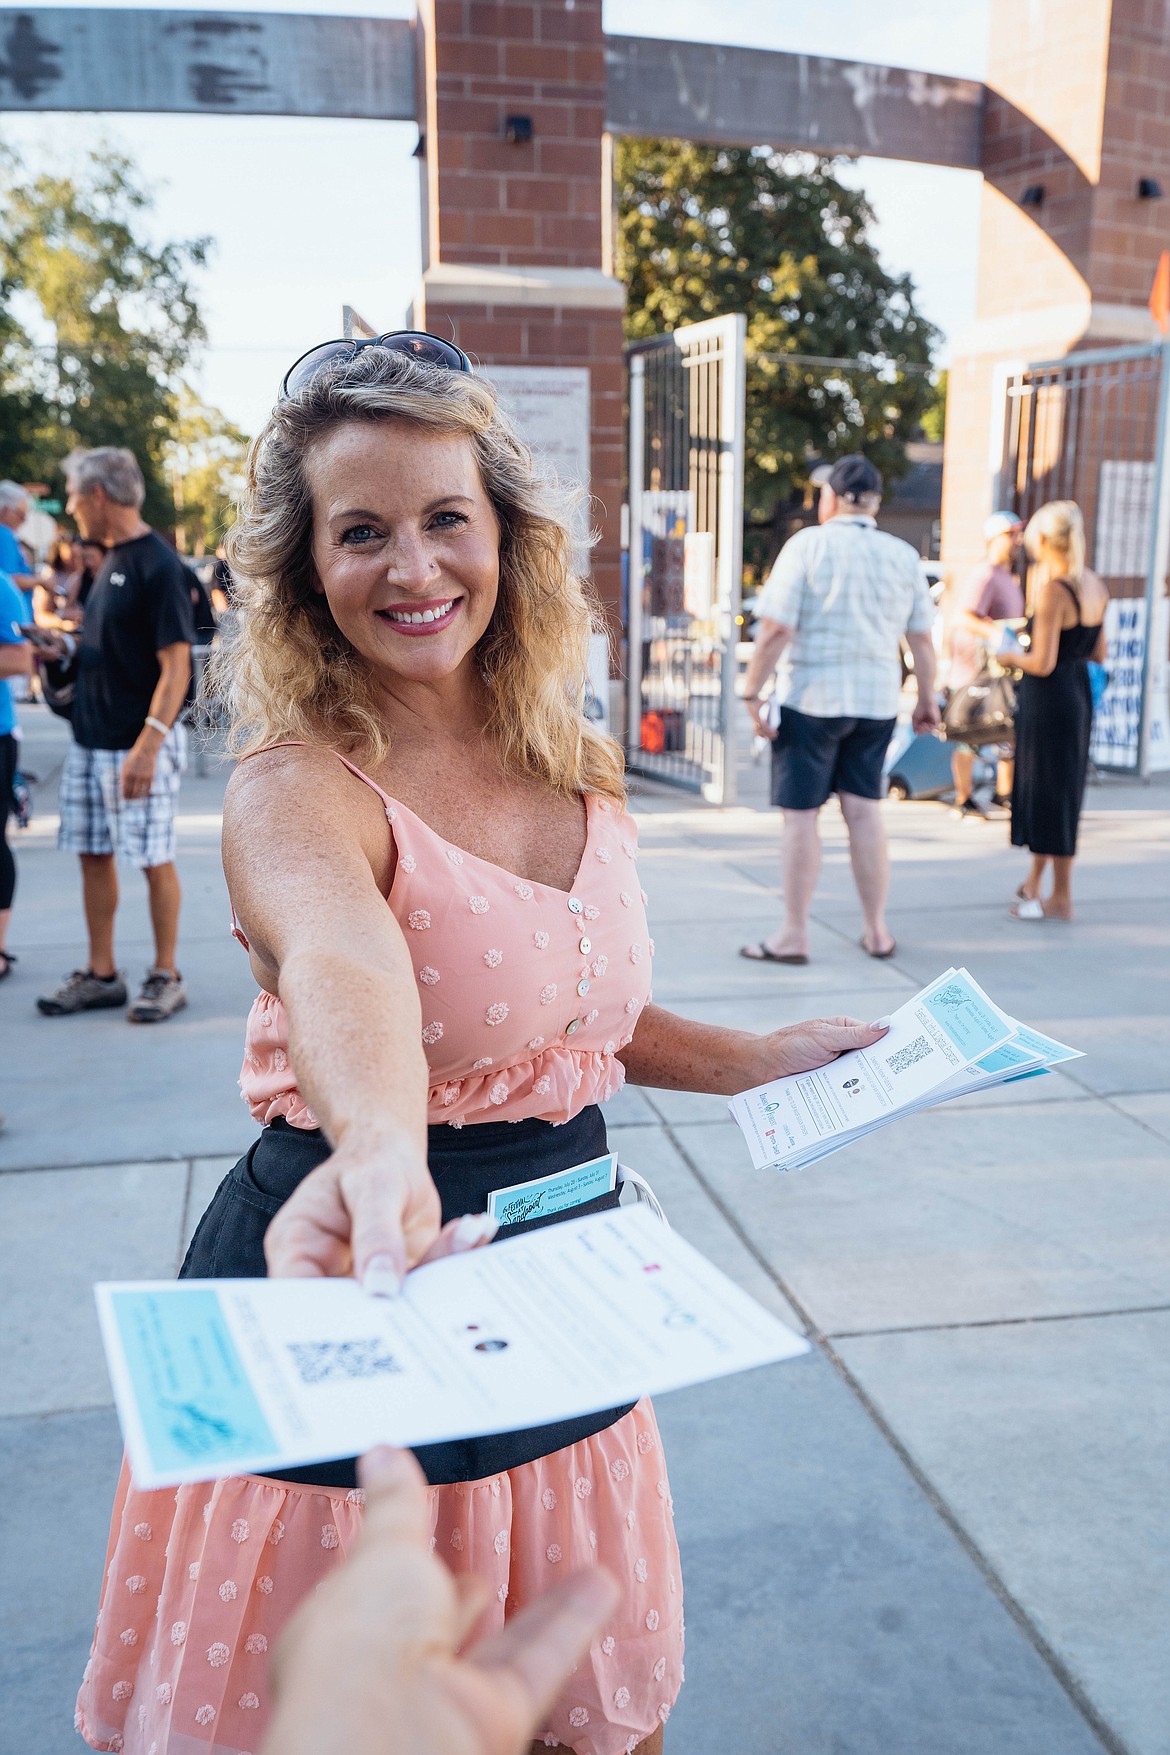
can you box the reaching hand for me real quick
[261,1447,619,1755]
[264,1133,442,1293]
[754,1016,888,1082]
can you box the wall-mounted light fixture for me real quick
[505,115,533,144]
[1138,177,1164,200]
[1020,184,1046,208]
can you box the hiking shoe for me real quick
[128,968,188,1024]
[37,969,128,1016]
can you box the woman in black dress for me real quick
[1009,500,1108,921]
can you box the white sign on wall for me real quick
[483,365,601,726]
[1090,595,1170,771]
[482,365,591,499]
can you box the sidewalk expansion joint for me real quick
[656,1112,1131,1755]
[175,1160,197,1275]
[0,1150,248,1177]
[827,1301,1170,1340]
[1099,1090,1170,1148]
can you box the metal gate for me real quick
[999,342,1170,776]
[625,314,746,802]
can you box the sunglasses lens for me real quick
[380,333,470,372]
[282,342,355,398]
[280,331,471,399]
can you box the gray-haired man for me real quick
[37,448,194,1021]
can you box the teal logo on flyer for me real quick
[922,977,1007,1061]
[112,1289,276,1474]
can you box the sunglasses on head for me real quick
[280,330,472,400]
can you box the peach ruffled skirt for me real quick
[76,1399,683,1755]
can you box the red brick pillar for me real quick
[942,0,1170,577]
[412,0,626,644]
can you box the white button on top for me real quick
[576,978,591,998]
[568,897,583,915]
[578,935,592,955]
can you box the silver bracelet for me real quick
[144,715,170,737]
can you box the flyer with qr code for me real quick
[727,969,1079,1172]
[95,1204,808,1488]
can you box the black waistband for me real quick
[180,1106,634,1485]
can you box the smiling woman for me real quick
[215,349,625,802]
[75,341,885,1755]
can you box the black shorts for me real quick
[771,705,897,810]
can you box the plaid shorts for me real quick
[58,726,187,868]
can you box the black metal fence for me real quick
[625,316,746,801]
[1000,343,1170,775]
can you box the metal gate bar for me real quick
[1000,341,1170,777]
[624,314,746,802]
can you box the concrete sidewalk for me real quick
[2,702,1167,1755]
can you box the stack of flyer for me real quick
[728,968,1081,1172]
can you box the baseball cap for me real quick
[827,455,883,502]
[984,510,1024,542]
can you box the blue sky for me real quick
[2,0,990,433]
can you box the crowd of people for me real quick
[741,462,1107,943]
[0,337,1112,1755]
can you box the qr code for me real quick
[287,1340,403,1386]
[888,1034,931,1074]
[931,984,968,1009]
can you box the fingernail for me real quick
[362,1252,404,1298]
[453,1213,499,1250]
[869,1017,890,1030]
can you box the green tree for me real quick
[920,368,948,444]
[617,142,941,572]
[0,141,244,530]
[165,387,249,556]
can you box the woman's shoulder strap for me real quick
[241,741,396,811]
[1054,575,1082,610]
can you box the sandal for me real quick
[0,950,16,980]
[739,942,810,966]
[1010,898,1072,922]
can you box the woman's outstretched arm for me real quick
[617,1003,887,1097]
[223,747,441,1290]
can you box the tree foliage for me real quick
[0,140,246,536]
[616,141,941,570]
[165,387,249,556]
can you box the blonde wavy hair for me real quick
[215,347,625,803]
[1025,500,1086,586]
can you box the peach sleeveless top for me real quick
[237,753,654,1129]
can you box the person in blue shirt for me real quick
[0,565,31,980]
[0,482,37,617]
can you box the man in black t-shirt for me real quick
[37,448,195,1023]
